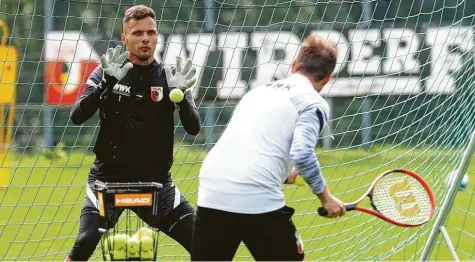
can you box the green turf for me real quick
[0,144,474,261]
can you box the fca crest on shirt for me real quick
[150,86,163,102]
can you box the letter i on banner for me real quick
[0,19,18,190]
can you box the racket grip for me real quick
[317,204,357,216]
[317,207,328,216]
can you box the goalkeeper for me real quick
[66,5,200,261]
[191,33,346,261]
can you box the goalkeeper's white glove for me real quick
[100,45,133,93]
[163,57,197,92]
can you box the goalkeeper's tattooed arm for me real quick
[70,67,105,125]
[176,89,201,135]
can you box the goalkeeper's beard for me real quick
[127,48,151,62]
[134,53,151,61]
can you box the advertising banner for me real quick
[45,31,100,105]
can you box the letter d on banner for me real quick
[0,19,18,190]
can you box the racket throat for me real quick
[368,193,381,213]
[345,203,357,211]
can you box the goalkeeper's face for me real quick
[122,17,158,61]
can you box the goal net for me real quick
[0,0,474,261]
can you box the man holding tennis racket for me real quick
[191,33,346,261]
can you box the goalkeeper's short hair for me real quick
[123,5,156,25]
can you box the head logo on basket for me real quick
[389,179,420,217]
[150,86,163,102]
[114,193,153,207]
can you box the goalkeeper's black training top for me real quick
[70,60,201,184]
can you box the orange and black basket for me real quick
[94,181,163,261]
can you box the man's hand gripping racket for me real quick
[318,169,436,227]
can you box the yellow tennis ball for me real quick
[169,89,184,103]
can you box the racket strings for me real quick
[372,173,432,225]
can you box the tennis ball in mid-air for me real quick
[169,89,184,103]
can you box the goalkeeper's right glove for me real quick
[163,56,197,92]
[98,45,134,95]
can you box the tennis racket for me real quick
[318,169,436,227]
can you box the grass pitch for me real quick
[1,144,474,261]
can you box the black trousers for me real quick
[68,181,195,261]
[191,205,305,261]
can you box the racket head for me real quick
[357,169,436,227]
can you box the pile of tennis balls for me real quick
[102,227,157,261]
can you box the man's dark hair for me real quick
[294,33,337,81]
[123,5,156,24]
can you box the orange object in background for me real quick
[45,60,99,105]
[0,19,18,189]
[44,30,101,105]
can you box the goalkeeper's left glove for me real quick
[163,57,197,92]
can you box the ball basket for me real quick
[94,181,163,261]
